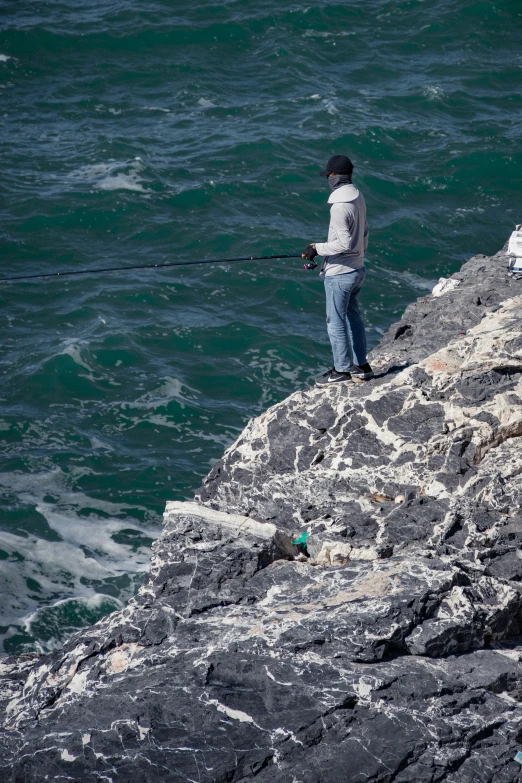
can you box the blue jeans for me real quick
[324,268,368,372]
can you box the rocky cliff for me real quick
[2,248,522,783]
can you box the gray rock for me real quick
[2,248,522,782]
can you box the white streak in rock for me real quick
[208,699,254,723]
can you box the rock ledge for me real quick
[2,248,522,782]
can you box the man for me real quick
[302,154,374,387]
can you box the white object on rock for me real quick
[507,224,522,271]
[431,278,461,298]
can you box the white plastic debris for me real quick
[431,277,461,298]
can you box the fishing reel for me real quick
[303,259,318,271]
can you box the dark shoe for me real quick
[315,368,353,387]
[350,363,374,383]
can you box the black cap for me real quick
[319,154,353,177]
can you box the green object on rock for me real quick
[292,531,309,546]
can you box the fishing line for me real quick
[0,253,303,284]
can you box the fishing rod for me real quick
[0,253,305,284]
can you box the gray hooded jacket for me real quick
[315,184,368,277]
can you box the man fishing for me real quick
[302,154,374,387]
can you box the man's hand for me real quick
[302,244,318,261]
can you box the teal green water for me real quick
[1,0,521,653]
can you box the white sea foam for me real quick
[378,266,437,293]
[0,54,11,62]
[0,525,149,630]
[455,206,485,217]
[94,104,123,115]
[70,158,148,193]
[128,376,200,411]
[302,30,355,38]
[57,339,93,372]
[397,270,438,292]
[90,436,114,451]
[97,173,145,192]
[21,594,123,651]
[246,347,303,383]
[322,99,339,115]
[198,98,216,108]
[0,469,159,645]
[144,414,184,429]
[422,85,445,100]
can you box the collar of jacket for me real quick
[327,184,360,204]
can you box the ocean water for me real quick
[1,0,521,654]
